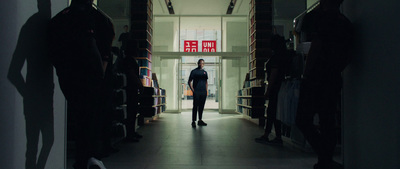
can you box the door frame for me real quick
[157,52,249,113]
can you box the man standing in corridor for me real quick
[188,59,208,128]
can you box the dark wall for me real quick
[343,0,400,168]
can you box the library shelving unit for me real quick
[236,0,272,126]
[236,86,265,121]
[130,0,165,123]
[139,87,166,119]
[131,0,153,87]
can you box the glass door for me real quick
[181,56,219,110]
[219,56,248,113]
[159,57,181,112]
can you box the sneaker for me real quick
[133,132,143,139]
[313,163,333,169]
[255,135,269,143]
[87,157,106,169]
[265,138,283,146]
[124,136,139,142]
[198,120,207,126]
[313,160,335,169]
[191,122,196,128]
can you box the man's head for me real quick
[123,25,129,32]
[320,0,343,11]
[37,0,51,16]
[197,59,205,69]
[71,0,94,6]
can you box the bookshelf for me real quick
[139,87,166,118]
[236,87,265,118]
[236,0,272,125]
[131,0,153,87]
[249,0,272,80]
[130,0,167,123]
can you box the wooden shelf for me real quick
[136,57,152,62]
[140,67,151,70]
[152,103,166,108]
[237,95,264,98]
[152,95,166,97]
[237,104,252,108]
[237,96,252,98]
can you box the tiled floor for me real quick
[67,111,323,169]
[181,98,219,109]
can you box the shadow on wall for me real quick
[7,0,54,169]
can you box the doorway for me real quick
[181,56,219,111]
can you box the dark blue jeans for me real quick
[192,93,207,122]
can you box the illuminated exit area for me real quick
[181,56,219,110]
[152,16,248,113]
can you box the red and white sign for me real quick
[202,40,216,52]
[184,40,198,52]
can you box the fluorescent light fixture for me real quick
[226,0,236,14]
[165,0,175,14]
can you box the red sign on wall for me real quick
[184,40,198,52]
[202,40,216,52]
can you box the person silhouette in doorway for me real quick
[188,59,208,128]
[118,25,129,54]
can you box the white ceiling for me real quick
[154,0,249,16]
[99,0,307,20]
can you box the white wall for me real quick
[226,22,247,52]
[307,0,319,8]
[342,0,400,168]
[160,59,179,111]
[154,22,175,51]
[0,1,67,169]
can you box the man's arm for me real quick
[7,34,27,97]
[206,80,208,96]
[188,79,194,92]
[188,71,194,92]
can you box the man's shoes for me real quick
[191,122,196,128]
[124,136,139,142]
[255,135,269,143]
[255,135,283,146]
[198,120,207,126]
[313,162,334,169]
[265,138,283,146]
[87,157,106,169]
[133,132,143,139]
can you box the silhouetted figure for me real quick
[48,0,114,168]
[116,39,144,142]
[188,59,208,128]
[101,48,120,154]
[295,0,353,168]
[255,26,289,146]
[7,1,54,169]
[118,25,129,53]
